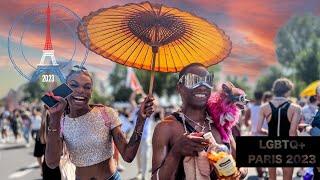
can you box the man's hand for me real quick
[225,167,247,180]
[171,132,209,157]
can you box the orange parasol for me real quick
[78,1,231,95]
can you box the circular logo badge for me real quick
[8,3,89,84]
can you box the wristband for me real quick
[48,126,59,132]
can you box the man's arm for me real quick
[289,105,301,136]
[229,134,236,159]
[151,122,181,180]
[257,105,268,135]
[243,108,251,128]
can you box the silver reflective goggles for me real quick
[178,73,214,89]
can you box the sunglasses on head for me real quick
[178,73,214,89]
[72,65,88,72]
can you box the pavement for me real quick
[1,141,305,180]
[0,131,304,180]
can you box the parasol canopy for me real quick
[300,80,320,97]
[78,1,231,94]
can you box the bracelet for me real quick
[134,130,143,137]
[48,126,59,132]
[134,130,142,141]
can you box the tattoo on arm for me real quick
[128,132,141,147]
[114,130,127,145]
[112,117,146,161]
[113,128,141,150]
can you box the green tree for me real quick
[255,66,283,93]
[226,75,252,98]
[90,89,112,105]
[254,66,305,97]
[134,70,178,96]
[293,50,320,84]
[113,87,133,102]
[23,82,45,102]
[208,64,221,82]
[108,64,179,100]
[108,64,128,93]
[276,14,320,84]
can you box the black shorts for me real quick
[31,129,39,139]
[42,159,61,180]
[33,139,45,157]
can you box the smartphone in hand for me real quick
[41,83,73,107]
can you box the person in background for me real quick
[1,110,11,143]
[129,90,155,180]
[262,91,273,103]
[39,109,61,180]
[114,108,133,172]
[31,107,42,139]
[118,108,133,138]
[302,96,318,124]
[304,86,320,179]
[21,111,32,147]
[257,78,301,180]
[11,109,21,143]
[243,91,268,178]
[32,107,46,176]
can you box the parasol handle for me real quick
[149,70,155,96]
[148,49,158,96]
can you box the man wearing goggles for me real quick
[178,73,214,89]
[151,63,246,180]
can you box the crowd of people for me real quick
[0,88,174,180]
[242,78,320,180]
[1,64,320,180]
[0,102,42,146]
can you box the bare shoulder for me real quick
[289,103,302,111]
[289,103,301,109]
[153,115,185,141]
[154,115,184,133]
[260,102,269,108]
[260,102,271,112]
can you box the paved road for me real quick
[0,140,148,180]
[0,140,303,180]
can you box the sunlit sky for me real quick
[1,0,319,98]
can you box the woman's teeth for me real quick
[73,96,85,101]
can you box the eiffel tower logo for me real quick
[31,2,65,82]
[39,2,58,66]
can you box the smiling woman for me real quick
[44,65,155,180]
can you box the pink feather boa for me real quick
[206,92,240,143]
